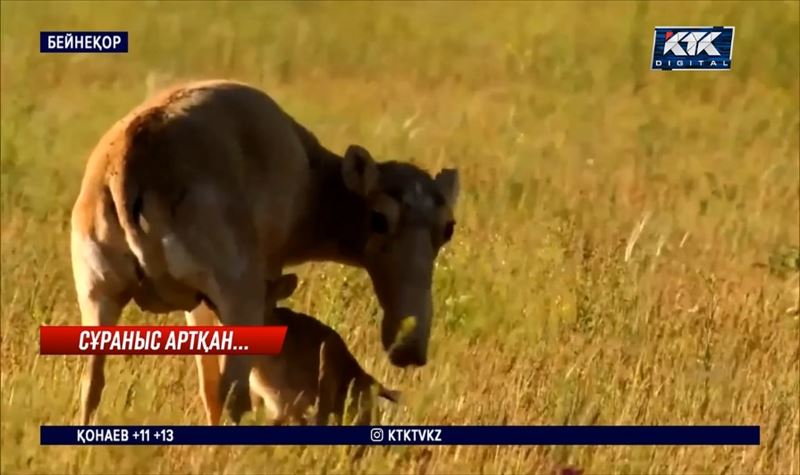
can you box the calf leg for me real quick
[315,341,344,426]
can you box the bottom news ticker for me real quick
[41,425,760,446]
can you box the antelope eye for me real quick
[443,220,455,242]
[370,210,390,234]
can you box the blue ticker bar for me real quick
[41,425,760,446]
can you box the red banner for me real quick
[39,326,287,355]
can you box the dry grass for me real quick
[1,1,799,474]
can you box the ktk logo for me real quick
[651,26,735,71]
[662,30,721,56]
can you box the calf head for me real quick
[341,145,459,368]
[266,274,299,303]
[262,274,299,325]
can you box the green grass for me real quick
[1,1,799,473]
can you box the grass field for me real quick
[1,1,799,474]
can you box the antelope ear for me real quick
[434,168,460,208]
[342,145,379,197]
[269,274,298,301]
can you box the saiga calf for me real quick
[243,274,400,425]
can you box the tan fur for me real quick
[71,79,458,425]
[248,275,400,426]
